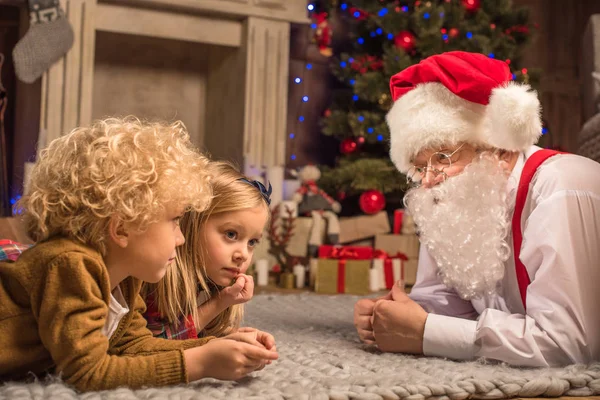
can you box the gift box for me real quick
[315,245,372,295]
[404,259,418,286]
[375,233,420,259]
[317,244,373,259]
[372,250,408,290]
[338,211,390,244]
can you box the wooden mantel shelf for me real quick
[100,0,309,24]
[0,0,26,6]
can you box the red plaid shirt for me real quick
[0,239,32,262]
[143,293,199,340]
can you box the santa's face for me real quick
[404,151,512,300]
[407,143,480,188]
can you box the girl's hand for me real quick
[184,338,278,381]
[219,274,254,307]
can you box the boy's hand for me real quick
[185,338,278,381]
[236,327,276,350]
[219,274,254,307]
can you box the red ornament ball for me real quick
[324,109,332,117]
[449,28,459,38]
[394,31,416,52]
[340,138,358,154]
[359,190,386,214]
[462,0,480,12]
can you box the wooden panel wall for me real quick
[0,2,41,205]
[513,0,600,153]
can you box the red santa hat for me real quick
[386,51,542,173]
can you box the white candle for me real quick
[372,259,386,290]
[369,268,380,292]
[293,264,306,288]
[256,259,269,286]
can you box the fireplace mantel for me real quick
[100,0,309,24]
[40,0,308,190]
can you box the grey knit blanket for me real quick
[2,293,600,399]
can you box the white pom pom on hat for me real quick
[386,51,542,173]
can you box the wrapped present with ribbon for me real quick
[372,249,408,290]
[315,245,372,295]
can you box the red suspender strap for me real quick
[512,149,562,310]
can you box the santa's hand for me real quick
[353,292,391,344]
[371,282,427,354]
[219,274,255,307]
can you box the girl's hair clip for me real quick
[238,178,272,205]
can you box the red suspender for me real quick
[512,149,562,309]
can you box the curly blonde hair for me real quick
[19,116,213,255]
[145,161,270,337]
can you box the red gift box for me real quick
[318,245,373,260]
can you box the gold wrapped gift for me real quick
[315,259,371,295]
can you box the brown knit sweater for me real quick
[0,237,213,391]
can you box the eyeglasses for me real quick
[406,143,466,188]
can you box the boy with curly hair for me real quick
[0,117,278,391]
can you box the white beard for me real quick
[404,155,512,300]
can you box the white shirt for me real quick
[410,146,600,367]
[101,286,130,339]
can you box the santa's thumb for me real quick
[390,280,406,301]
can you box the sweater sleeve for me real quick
[30,253,200,391]
[112,288,214,355]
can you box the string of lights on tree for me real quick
[288,62,314,164]
[301,0,548,215]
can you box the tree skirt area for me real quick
[2,293,600,400]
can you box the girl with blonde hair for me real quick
[144,161,272,339]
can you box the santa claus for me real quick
[354,51,600,367]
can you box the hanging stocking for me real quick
[12,0,74,83]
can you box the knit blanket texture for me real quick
[2,293,600,399]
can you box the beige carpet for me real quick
[2,293,600,399]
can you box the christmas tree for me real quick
[312,0,542,216]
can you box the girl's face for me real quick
[202,206,268,286]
